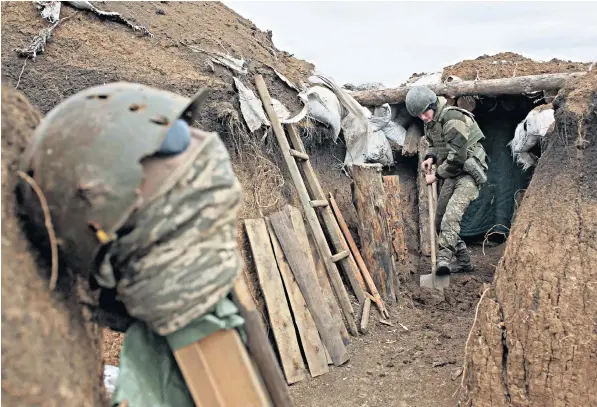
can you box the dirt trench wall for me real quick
[463,71,597,407]
[1,83,104,407]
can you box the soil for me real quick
[2,2,580,407]
[289,244,503,407]
[1,83,105,406]
[463,70,597,406]
[440,52,590,81]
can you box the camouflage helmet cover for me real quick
[19,82,208,276]
[405,85,437,117]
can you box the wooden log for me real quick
[285,123,367,306]
[401,122,422,157]
[351,72,587,106]
[270,207,350,366]
[359,297,372,334]
[244,219,306,384]
[383,175,413,283]
[254,75,357,333]
[329,193,389,319]
[266,218,329,378]
[231,276,292,407]
[351,163,397,303]
[304,217,351,344]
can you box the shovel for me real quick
[420,168,450,291]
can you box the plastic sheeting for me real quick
[509,105,555,170]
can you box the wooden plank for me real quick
[329,193,389,319]
[418,137,431,257]
[173,329,271,407]
[254,76,357,332]
[244,218,306,384]
[289,149,309,160]
[351,164,397,303]
[269,207,349,366]
[266,218,329,378]
[304,217,351,344]
[286,124,367,305]
[359,298,372,334]
[231,276,292,407]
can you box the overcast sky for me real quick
[224,1,597,87]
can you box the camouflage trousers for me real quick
[435,174,479,267]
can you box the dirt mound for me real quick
[1,83,104,406]
[441,52,591,81]
[463,70,597,406]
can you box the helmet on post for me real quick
[18,82,209,276]
[405,86,437,117]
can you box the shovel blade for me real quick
[419,273,450,291]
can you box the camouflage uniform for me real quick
[18,82,243,335]
[424,97,488,273]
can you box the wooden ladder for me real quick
[255,75,366,336]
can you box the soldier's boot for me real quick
[436,248,453,276]
[454,240,474,273]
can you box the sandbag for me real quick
[509,105,555,170]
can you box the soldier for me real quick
[16,82,258,406]
[405,86,488,276]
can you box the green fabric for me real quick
[166,297,246,350]
[111,296,245,407]
[460,115,533,237]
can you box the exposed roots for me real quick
[17,170,59,291]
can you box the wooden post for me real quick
[418,137,431,257]
[231,276,292,407]
[359,297,371,334]
[401,123,422,157]
[351,163,397,303]
[329,193,389,319]
[383,175,413,282]
[254,75,357,335]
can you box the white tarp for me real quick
[509,105,555,170]
[234,78,308,132]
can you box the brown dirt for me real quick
[463,70,597,406]
[289,244,503,407]
[1,83,104,406]
[441,52,591,81]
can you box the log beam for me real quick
[351,72,587,106]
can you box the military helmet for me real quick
[18,82,209,277]
[405,86,437,117]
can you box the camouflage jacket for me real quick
[424,97,487,179]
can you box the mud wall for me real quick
[462,72,597,407]
[1,83,104,407]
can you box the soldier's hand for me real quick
[425,173,436,185]
[421,158,433,172]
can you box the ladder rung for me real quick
[310,200,329,208]
[330,250,350,263]
[289,149,309,160]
